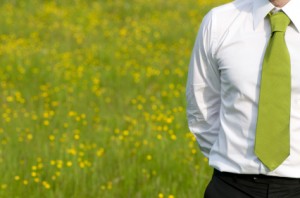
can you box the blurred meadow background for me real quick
[0,0,229,197]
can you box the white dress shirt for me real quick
[186,0,300,177]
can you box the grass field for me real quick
[0,0,229,197]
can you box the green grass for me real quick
[0,0,229,197]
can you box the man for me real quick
[186,0,300,197]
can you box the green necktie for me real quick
[255,11,291,171]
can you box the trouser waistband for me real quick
[213,169,300,184]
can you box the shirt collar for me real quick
[253,0,274,30]
[282,0,300,32]
[253,0,300,32]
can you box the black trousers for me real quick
[204,169,300,198]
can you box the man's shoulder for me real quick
[201,0,253,35]
[210,0,252,17]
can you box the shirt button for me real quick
[296,99,300,106]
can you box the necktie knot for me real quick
[269,12,290,33]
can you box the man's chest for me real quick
[214,27,300,95]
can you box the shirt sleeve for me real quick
[186,11,221,157]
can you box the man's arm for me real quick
[186,11,221,157]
